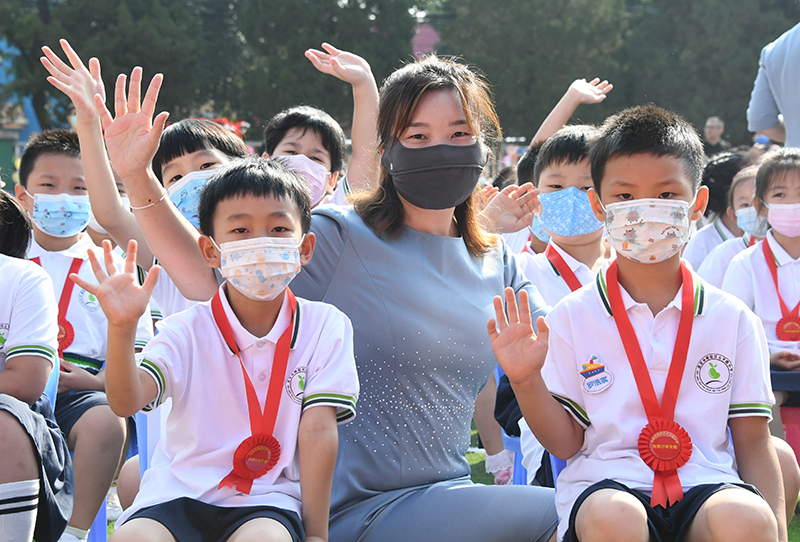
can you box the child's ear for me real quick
[588,188,605,222]
[14,184,33,215]
[326,171,339,192]
[726,206,738,226]
[198,235,221,268]
[299,232,315,266]
[754,197,768,217]
[691,186,709,221]
[262,151,270,158]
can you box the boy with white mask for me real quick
[14,129,153,542]
[490,105,786,542]
[75,157,358,542]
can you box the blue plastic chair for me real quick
[493,365,528,485]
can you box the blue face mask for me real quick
[528,214,551,243]
[167,169,216,228]
[735,206,769,238]
[538,186,603,237]
[29,191,91,238]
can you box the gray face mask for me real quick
[381,138,489,210]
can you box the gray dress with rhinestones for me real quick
[292,205,558,542]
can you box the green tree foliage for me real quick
[236,0,416,137]
[440,0,628,139]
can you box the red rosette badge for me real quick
[638,418,692,508]
[218,434,281,494]
[58,318,75,353]
[777,316,800,341]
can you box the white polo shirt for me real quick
[28,234,153,371]
[118,285,359,523]
[503,229,532,255]
[150,266,200,320]
[543,267,772,541]
[723,231,800,354]
[697,234,755,288]
[683,218,735,270]
[518,240,601,307]
[0,255,58,372]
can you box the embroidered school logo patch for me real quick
[78,289,100,312]
[580,355,614,394]
[695,353,733,394]
[0,323,8,349]
[285,367,307,404]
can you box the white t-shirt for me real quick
[723,231,800,354]
[697,234,756,289]
[683,218,735,270]
[28,234,153,370]
[544,266,772,541]
[118,285,359,523]
[0,255,58,372]
[150,265,200,320]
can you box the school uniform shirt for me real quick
[517,240,603,307]
[544,267,772,541]
[28,235,153,371]
[503,229,532,255]
[0,255,58,371]
[682,217,735,270]
[723,231,800,354]
[148,260,201,320]
[697,234,757,289]
[117,285,359,524]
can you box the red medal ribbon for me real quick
[606,260,694,507]
[31,256,83,359]
[762,238,800,341]
[545,243,583,292]
[213,287,297,494]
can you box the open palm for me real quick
[41,39,105,120]
[305,43,373,86]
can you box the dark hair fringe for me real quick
[263,105,347,175]
[19,130,80,187]
[755,148,800,205]
[701,152,751,217]
[533,125,599,187]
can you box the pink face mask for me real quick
[276,154,330,206]
[767,202,800,238]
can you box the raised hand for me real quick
[95,67,168,180]
[305,43,375,88]
[487,287,549,385]
[40,39,105,124]
[70,240,160,329]
[479,182,540,233]
[566,77,613,105]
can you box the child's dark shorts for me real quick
[562,478,762,542]
[54,388,109,437]
[126,497,305,542]
[0,393,73,542]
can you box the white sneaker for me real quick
[106,485,123,522]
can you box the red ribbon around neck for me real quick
[605,260,694,508]
[545,243,583,292]
[763,238,800,341]
[212,287,297,494]
[31,257,83,359]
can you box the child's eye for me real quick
[581,186,593,192]
[550,184,563,190]
[231,227,247,234]
[618,193,633,200]
[200,162,218,170]
[773,192,785,198]
[272,226,289,233]
[169,175,182,185]
[658,192,674,199]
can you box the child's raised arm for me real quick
[306,43,379,193]
[96,69,219,301]
[488,287,585,459]
[40,40,155,268]
[530,77,612,146]
[70,240,159,417]
[298,405,338,542]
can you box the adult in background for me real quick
[703,116,732,158]
[747,22,800,148]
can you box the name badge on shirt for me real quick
[580,356,614,394]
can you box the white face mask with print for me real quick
[212,236,303,301]
[601,198,694,264]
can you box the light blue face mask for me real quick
[528,214,551,243]
[167,169,216,228]
[735,206,769,238]
[29,191,91,238]
[538,186,603,237]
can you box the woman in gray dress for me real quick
[292,56,557,542]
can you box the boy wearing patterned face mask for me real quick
[75,157,358,542]
[490,105,786,542]
[14,130,154,542]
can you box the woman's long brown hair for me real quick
[352,55,501,257]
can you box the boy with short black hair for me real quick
[14,129,153,542]
[490,104,785,542]
[76,156,358,542]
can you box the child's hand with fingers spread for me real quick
[70,239,160,329]
[480,182,541,234]
[488,287,550,386]
[40,39,105,125]
[566,77,613,105]
[305,43,375,88]
[95,68,169,181]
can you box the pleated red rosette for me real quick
[218,434,281,494]
[638,418,692,508]
[777,315,800,341]
[58,318,75,353]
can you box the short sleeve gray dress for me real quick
[292,205,558,542]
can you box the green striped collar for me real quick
[595,266,705,317]
[713,218,730,242]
